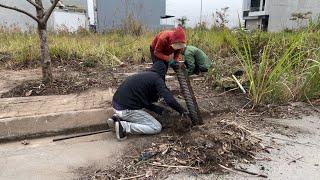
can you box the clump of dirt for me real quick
[172,116,192,134]
[78,118,265,180]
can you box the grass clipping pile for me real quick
[81,119,265,179]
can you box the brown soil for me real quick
[1,63,148,98]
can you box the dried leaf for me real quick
[25,90,33,96]
[145,170,153,178]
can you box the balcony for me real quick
[249,10,267,17]
[250,6,260,12]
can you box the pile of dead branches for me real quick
[79,120,265,180]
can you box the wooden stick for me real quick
[232,75,246,94]
[52,129,111,142]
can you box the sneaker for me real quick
[115,121,127,141]
[106,115,118,129]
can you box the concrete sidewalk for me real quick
[0,133,128,180]
[0,89,114,141]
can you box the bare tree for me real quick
[0,0,60,84]
[213,7,230,29]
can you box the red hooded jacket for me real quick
[151,27,186,62]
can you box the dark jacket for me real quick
[112,61,186,115]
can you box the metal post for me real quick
[200,0,203,25]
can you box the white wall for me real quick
[243,0,250,11]
[246,18,261,30]
[87,0,95,25]
[51,11,87,32]
[0,0,51,30]
[0,0,88,31]
[266,0,320,31]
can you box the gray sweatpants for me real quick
[113,109,162,135]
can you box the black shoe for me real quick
[115,120,127,141]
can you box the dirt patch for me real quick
[1,70,115,98]
[1,63,149,98]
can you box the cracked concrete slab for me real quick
[0,89,114,141]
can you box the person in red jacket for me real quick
[150,26,186,68]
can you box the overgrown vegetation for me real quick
[1,23,320,105]
[0,28,153,68]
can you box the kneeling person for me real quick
[109,61,187,140]
[183,46,212,75]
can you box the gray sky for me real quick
[166,0,242,27]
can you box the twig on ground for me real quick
[120,174,145,180]
[239,100,252,111]
[288,156,304,165]
[264,135,316,147]
[305,94,320,113]
[218,87,239,96]
[219,164,267,178]
[150,163,200,170]
[233,167,268,178]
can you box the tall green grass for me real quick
[0,29,153,67]
[227,29,320,105]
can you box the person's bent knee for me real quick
[154,123,162,134]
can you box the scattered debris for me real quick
[21,140,30,145]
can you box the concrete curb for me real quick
[0,108,114,142]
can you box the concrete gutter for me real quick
[0,89,114,142]
[0,108,113,142]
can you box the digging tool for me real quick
[52,129,111,142]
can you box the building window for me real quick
[243,11,249,17]
[250,0,261,12]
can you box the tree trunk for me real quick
[35,0,53,84]
[38,25,53,84]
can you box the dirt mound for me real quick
[78,119,265,180]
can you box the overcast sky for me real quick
[166,0,243,27]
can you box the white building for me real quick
[0,0,88,32]
[243,0,320,32]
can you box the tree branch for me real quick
[26,0,43,10]
[42,0,59,23]
[0,3,40,24]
